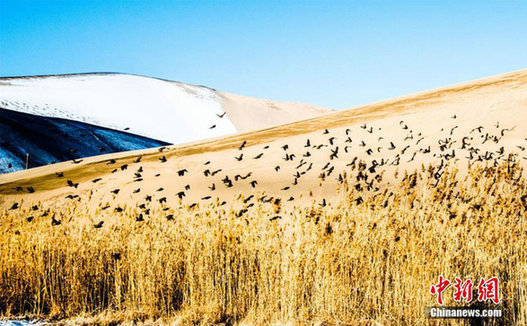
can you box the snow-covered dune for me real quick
[0,73,236,144]
[0,73,332,144]
[0,73,332,173]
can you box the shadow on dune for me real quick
[0,107,170,173]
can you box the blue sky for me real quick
[1,0,526,109]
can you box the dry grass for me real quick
[0,159,526,325]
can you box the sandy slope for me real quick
[0,73,331,144]
[1,70,526,212]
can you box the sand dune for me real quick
[0,73,331,173]
[0,73,332,144]
[1,69,526,211]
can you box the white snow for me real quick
[0,74,237,144]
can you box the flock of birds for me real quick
[4,112,527,229]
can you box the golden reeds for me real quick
[0,160,525,325]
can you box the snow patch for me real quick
[0,74,237,144]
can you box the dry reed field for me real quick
[1,158,526,325]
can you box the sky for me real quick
[0,0,526,109]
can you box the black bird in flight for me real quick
[217,112,227,118]
[177,169,188,176]
[52,216,61,226]
[211,169,222,176]
[94,221,104,229]
[239,141,247,150]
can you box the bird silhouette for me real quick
[177,169,188,176]
[239,141,247,150]
[52,215,61,226]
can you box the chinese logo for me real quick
[430,275,500,305]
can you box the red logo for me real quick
[430,276,500,305]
